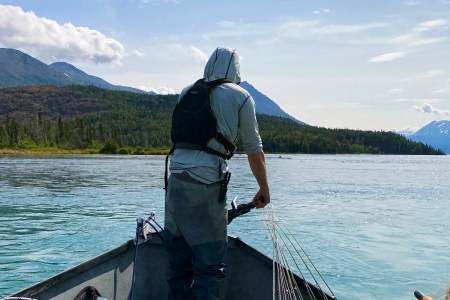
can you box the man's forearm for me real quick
[248,151,269,191]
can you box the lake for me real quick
[0,154,449,299]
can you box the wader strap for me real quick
[164,146,175,194]
[215,133,237,154]
[173,142,231,160]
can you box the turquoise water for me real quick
[0,154,449,299]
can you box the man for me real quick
[164,47,270,300]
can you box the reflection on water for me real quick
[0,154,449,299]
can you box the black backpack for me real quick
[170,78,236,159]
[164,78,237,191]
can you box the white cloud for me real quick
[313,9,330,15]
[394,125,419,135]
[413,19,448,32]
[390,19,448,51]
[311,22,386,35]
[392,34,444,46]
[138,86,176,95]
[0,5,125,64]
[388,88,404,93]
[368,51,408,63]
[404,1,420,5]
[401,70,446,81]
[432,88,450,95]
[394,98,441,103]
[279,19,318,34]
[413,103,450,115]
[131,50,145,57]
[187,45,209,63]
[216,21,236,28]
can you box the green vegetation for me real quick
[257,115,441,155]
[0,85,444,155]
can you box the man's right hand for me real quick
[252,189,270,208]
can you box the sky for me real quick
[0,0,449,132]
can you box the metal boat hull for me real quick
[8,234,334,300]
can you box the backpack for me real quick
[164,78,237,191]
[170,78,236,159]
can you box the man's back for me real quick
[170,48,262,184]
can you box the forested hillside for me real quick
[0,85,444,155]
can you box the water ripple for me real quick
[1,154,449,299]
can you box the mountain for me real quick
[408,120,450,154]
[240,81,304,124]
[49,62,147,94]
[0,48,68,86]
[0,48,151,94]
[0,48,305,123]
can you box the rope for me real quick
[261,206,337,300]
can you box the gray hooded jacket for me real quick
[170,47,263,184]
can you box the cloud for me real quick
[388,88,404,93]
[0,5,125,64]
[404,1,420,5]
[390,19,448,50]
[138,86,176,95]
[432,88,450,95]
[395,125,419,135]
[187,46,209,63]
[413,19,448,32]
[131,50,145,58]
[278,19,386,39]
[216,21,236,28]
[401,70,446,81]
[368,51,408,63]
[394,98,441,103]
[277,19,318,36]
[311,22,386,35]
[413,103,450,116]
[392,34,444,46]
[313,9,330,15]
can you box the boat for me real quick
[4,231,336,300]
[4,203,337,300]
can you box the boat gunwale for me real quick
[10,239,135,298]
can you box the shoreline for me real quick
[0,148,100,155]
[1,148,447,156]
[0,147,171,156]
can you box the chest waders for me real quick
[164,78,237,201]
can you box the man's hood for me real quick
[203,47,241,84]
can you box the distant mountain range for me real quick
[0,48,303,123]
[407,120,450,154]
